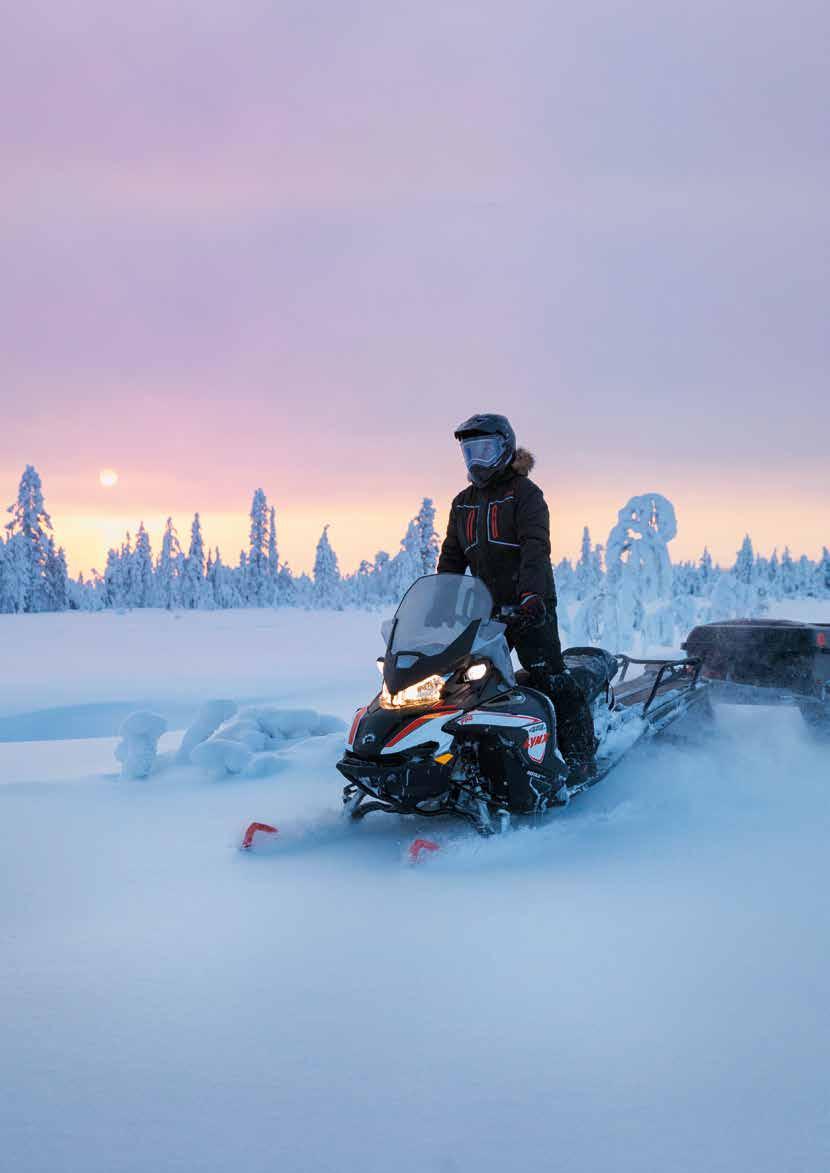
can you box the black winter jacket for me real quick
[436,448,556,606]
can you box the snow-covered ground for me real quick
[2,605,829,1172]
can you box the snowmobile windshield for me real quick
[390,574,494,659]
[460,435,506,472]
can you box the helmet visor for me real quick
[460,435,506,471]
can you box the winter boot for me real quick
[533,668,598,780]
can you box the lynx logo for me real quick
[361,732,376,746]
[524,722,549,763]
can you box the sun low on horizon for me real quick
[98,469,119,489]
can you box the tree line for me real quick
[0,466,440,613]
[1,468,828,624]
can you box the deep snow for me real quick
[1,605,829,1173]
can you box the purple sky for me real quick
[2,1,828,574]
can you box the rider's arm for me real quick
[515,481,552,598]
[436,498,467,574]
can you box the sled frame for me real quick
[614,654,703,715]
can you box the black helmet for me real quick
[454,413,516,487]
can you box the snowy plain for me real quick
[1,604,829,1173]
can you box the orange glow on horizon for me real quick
[48,488,829,581]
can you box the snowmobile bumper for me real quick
[337,750,453,810]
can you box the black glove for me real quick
[508,592,547,634]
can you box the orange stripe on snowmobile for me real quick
[385,708,461,748]
[347,706,368,746]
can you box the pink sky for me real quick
[2,2,828,576]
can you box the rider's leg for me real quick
[510,601,596,778]
[509,597,566,674]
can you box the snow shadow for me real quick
[0,696,269,743]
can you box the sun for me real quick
[99,468,119,488]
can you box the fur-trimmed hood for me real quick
[511,447,535,476]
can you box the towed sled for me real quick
[243,574,830,853]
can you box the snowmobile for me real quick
[335,573,710,837]
[334,575,830,839]
[242,574,829,854]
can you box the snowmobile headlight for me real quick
[380,674,447,708]
[376,657,385,673]
[465,662,488,681]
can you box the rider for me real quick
[436,413,596,793]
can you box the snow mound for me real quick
[190,737,255,776]
[176,698,238,763]
[115,710,167,779]
[186,705,345,778]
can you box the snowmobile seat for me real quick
[562,647,619,705]
[514,647,617,706]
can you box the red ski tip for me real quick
[241,822,279,850]
[408,838,441,864]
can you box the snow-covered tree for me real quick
[157,518,182,610]
[796,554,814,598]
[278,562,295,604]
[205,547,219,606]
[591,544,604,587]
[350,559,374,608]
[132,523,154,608]
[370,550,392,602]
[266,505,280,602]
[555,557,576,598]
[5,464,54,612]
[42,537,69,612]
[414,498,440,575]
[0,537,8,612]
[118,533,134,607]
[103,548,123,609]
[708,571,740,620]
[819,547,830,597]
[209,547,242,609]
[180,513,206,609]
[731,535,764,616]
[605,493,677,648]
[699,548,713,594]
[780,547,796,598]
[671,566,696,634]
[575,527,596,601]
[0,533,29,613]
[68,569,101,612]
[313,525,341,608]
[767,549,781,601]
[247,489,270,606]
[734,535,755,585]
[386,519,423,602]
